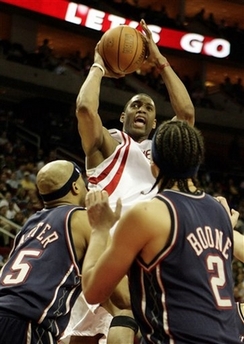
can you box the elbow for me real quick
[83,289,106,305]
[82,280,109,305]
[76,96,89,117]
[183,104,195,126]
[76,95,98,122]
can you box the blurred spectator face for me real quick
[0,173,8,183]
[4,192,12,202]
[0,182,8,194]
[0,205,8,216]
[23,171,30,178]
[13,211,25,225]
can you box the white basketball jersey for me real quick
[86,129,157,214]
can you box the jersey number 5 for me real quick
[2,250,41,285]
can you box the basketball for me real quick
[98,25,148,74]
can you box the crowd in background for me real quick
[1,3,244,110]
[1,34,244,112]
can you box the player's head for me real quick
[120,93,157,142]
[151,120,204,193]
[37,160,87,207]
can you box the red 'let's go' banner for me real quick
[0,0,231,58]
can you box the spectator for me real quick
[20,171,36,191]
[221,76,233,96]
[37,38,53,69]
[0,131,9,149]
[12,211,26,226]
[6,171,20,194]
[15,164,27,181]
[5,201,18,221]
[14,186,29,209]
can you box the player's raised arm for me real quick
[140,19,195,126]
[76,45,121,168]
[76,46,105,157]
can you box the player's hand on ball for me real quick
[97,25,147,74]
[140,19,168,67]
[94,43,125,78]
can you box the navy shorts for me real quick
[0,312,56,344]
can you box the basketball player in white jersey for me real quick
[61,19,195,344]
[76,18,195,219]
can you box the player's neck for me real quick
[44,200,81,209]
[124,129,149,143]
[171,180,198,193]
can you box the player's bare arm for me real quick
[82,191,171,305]
[215,196,243,262]
[233,230,244,263]
[76,48,120,169]
[140,19,195,126]
[70,210,91,262]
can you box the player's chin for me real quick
[130,126,147,137]
[132,123,147,131]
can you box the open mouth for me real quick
[134,116,146,125]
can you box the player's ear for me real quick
[152,119,157,129]
[120,112,125,123]
[71,182,79,194]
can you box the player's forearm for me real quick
[234,230,244,262]
[76,67,103,117]
[110,276,131,310]
[82,230,110,303]
[159,65,195,126]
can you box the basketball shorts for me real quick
[0,312,56,344]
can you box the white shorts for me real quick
[60,293,112,344]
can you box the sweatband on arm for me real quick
[109,315,139,334]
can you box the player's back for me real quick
[129,190,240,344]
[0,204,84,339]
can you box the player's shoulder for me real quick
[70,208,91,239]
[118,198,170,244]
[70,207,87,221]
[123,198,166,223]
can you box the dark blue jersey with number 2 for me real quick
[129,190,240,344]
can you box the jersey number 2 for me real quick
[207,255,232,307]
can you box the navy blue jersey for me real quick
[0,205,85,340]
[129,190,240,344]
[236,302,244,342]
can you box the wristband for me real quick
[157,61,170,70]
[91,63,105,76]
[109,315,139,334]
